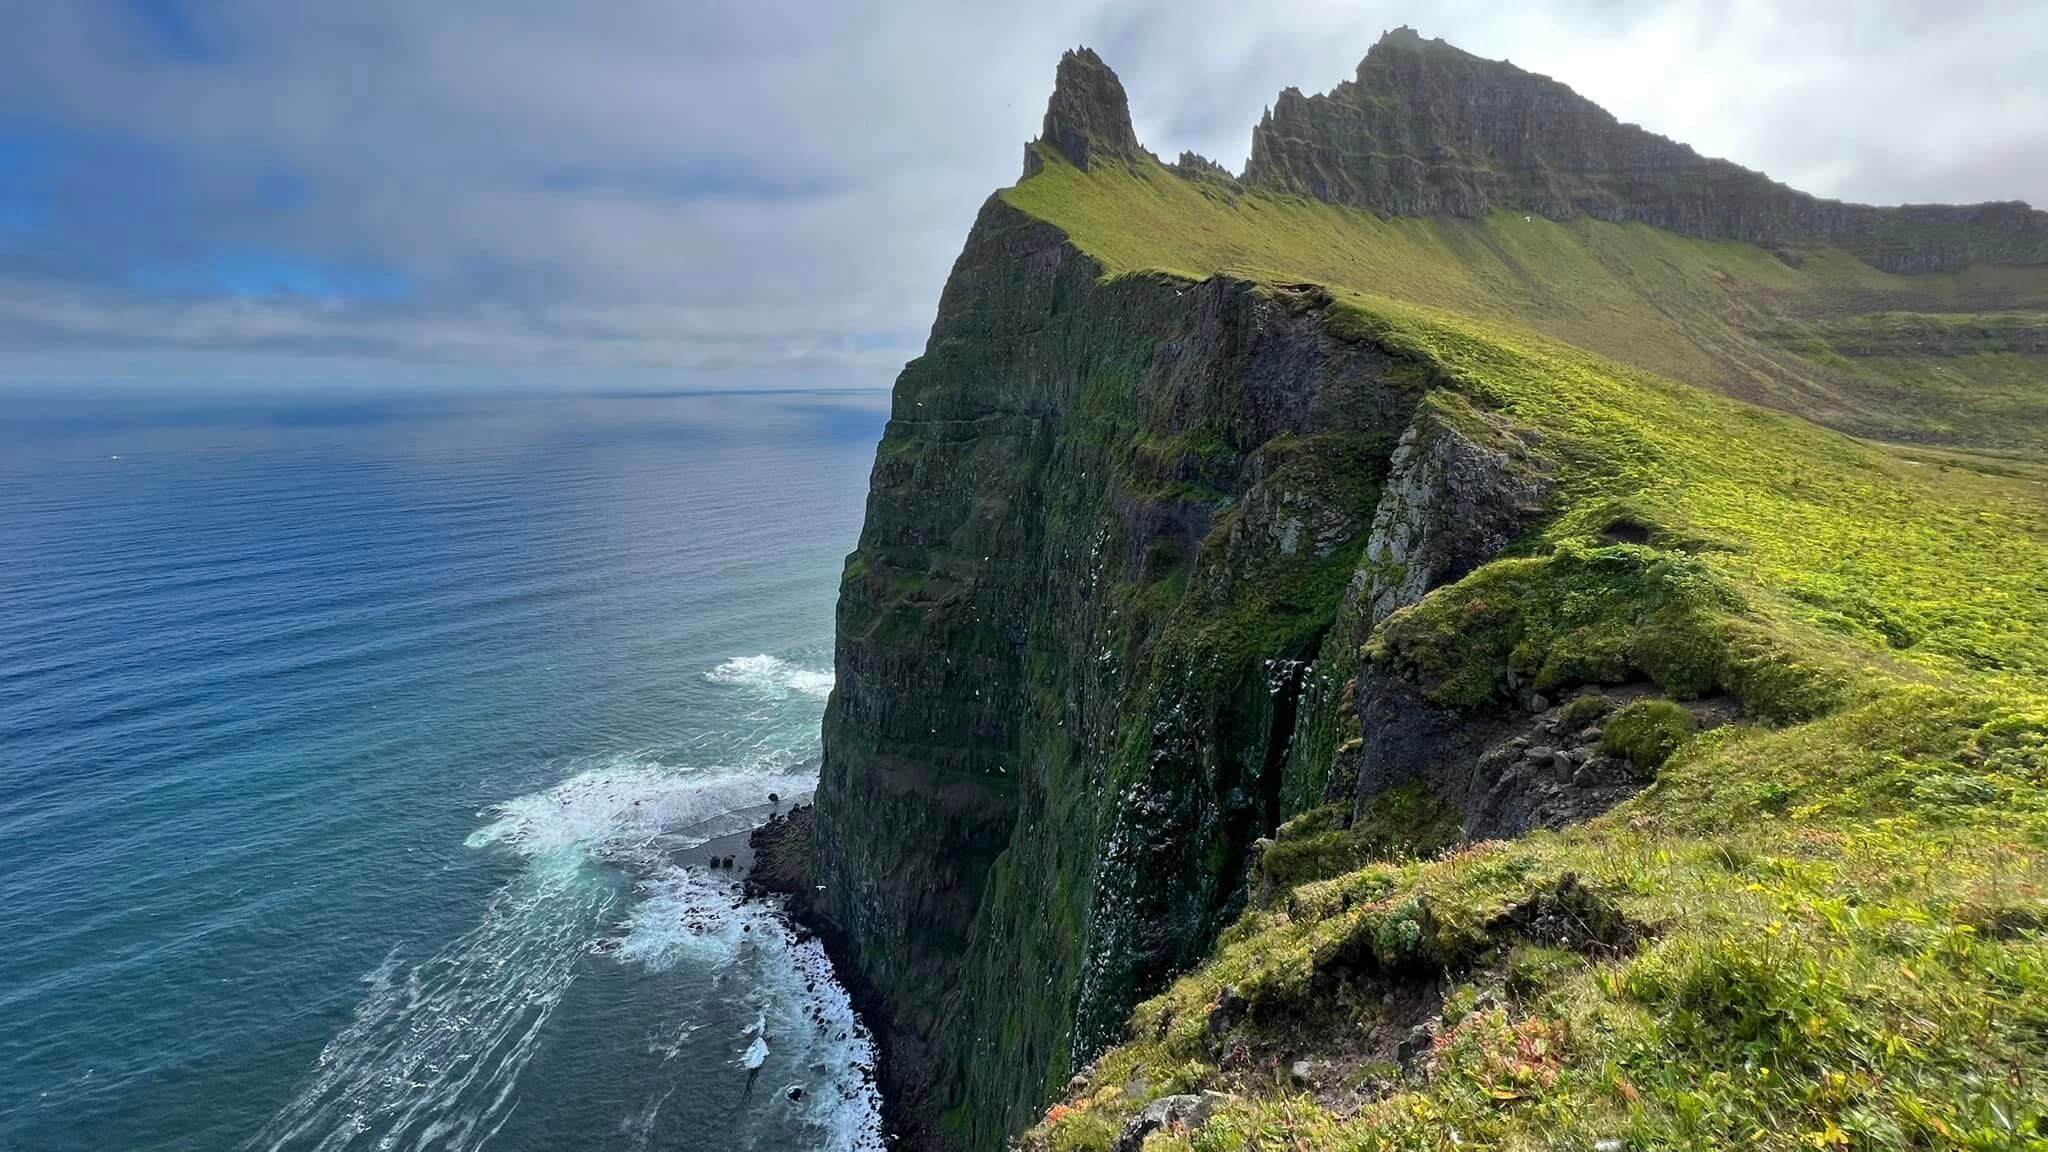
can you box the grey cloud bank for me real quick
[2,0,2043,385]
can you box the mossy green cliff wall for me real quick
[811,194,1452,1148]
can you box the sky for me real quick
[2,0,2044,389]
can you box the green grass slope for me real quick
[1009,156,2048,1150]
[1006,155,2048,453]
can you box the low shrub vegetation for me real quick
[1601,700,1699,776]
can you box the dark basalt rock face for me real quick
[1024,46,1145,178]
[1243,26,2048,273]
[810,191,1427,1149]
[1171,150,1241,190]
[1352,680,1637,841]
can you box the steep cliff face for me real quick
[812,186,1428,1144]
[810,68,1590,1144]
[1245,27,2048,273]
[804,36,2048,1152]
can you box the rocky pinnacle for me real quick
[1025,47,1143,177]
[1021,30,2046,274]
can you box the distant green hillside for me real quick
[1006,154,2048,453]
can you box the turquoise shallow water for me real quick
[0,386,889,1151]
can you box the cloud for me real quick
[0,0,2042,385]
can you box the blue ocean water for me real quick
[0,386,889,1151]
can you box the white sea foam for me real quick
[774,929,887,1151]
[244,849,610,1152]
[612,863,753,972]
[602,865,884,1139]
[464,760,814,859]
[611,866,884,1149]
[256,742,881,1151]
[705,654,834,699]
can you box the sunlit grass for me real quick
[1008,155,2048,1151]
[1004,152,2048,452]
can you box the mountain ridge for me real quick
[1030,28,2048,274]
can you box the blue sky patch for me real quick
[539,162,839,204]
[0,201,46,240]
[116,0,216,62]
[131,253,412,302]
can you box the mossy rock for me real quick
[1259,788,1459,890]
[1558,693,1614,730]
[1599,699,1698,776]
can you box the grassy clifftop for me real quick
[1007,151,2048,1151]
[1006,154,2048,453]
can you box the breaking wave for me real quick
[704,655,834,700]
[464,757,815,861]
[609,867,884,1149]
[249,749,878,1151]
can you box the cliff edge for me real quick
[804,36,2048,1152]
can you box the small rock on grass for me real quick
[1112,1093,1219,1152]
[1396,1022,1437,1069]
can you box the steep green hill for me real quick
[786,33,2048,1152]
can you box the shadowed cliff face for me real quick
[1244,27,2048,273]
[812,187,1428,1148]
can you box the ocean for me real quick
[0,385,890,1151]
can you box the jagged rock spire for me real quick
[1373,24,1427,50]
[1025,47,1141,176]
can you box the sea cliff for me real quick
[773,32,2048,1152]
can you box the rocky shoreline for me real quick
[747,804,914,1148]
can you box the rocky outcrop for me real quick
[1266,391,1555,814]
[1242,27,2048,273]
[1024,47,1145,178]
[1111,1092,1223,1152]
[1359,393,1554,629]
[1171,151,1241,190]
[1352,684,1655,840]
[1327,397,1732,838]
